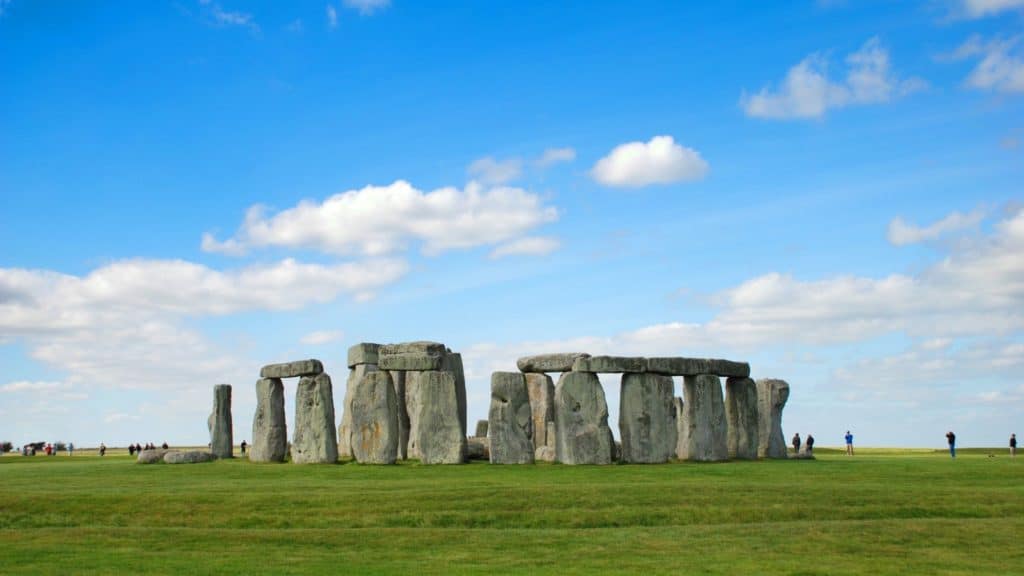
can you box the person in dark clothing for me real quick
[161,442,168,450]
[806,434,815,454]
[99,443,106,457]
[792,433,801,454]
[128,444,135,456]
[1011,433,1017,458]
[946,431,956,458]
[240,440,247,455]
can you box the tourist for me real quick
[792,433,801,454]
[68,442,73,456]
[161,442,168,450]
[129,444,136,456]
[99,443,107,457]
[946,431,956,458]
[806,434,815,454]
[45,443,52,456]
[845,430,854,456]
[240,440,247,454]
[1011,434,1017,458]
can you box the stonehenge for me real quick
[757,378,790,459]
[682,374,729,462]
[488,372,534,464]
[251,377,287,462]
[619,373,676,464]
[524,373,556,461]
[725,377,759,460]
[208,383,232,459]
[349,371,400,464]
[554,371,615,465]
[292,373,339,464]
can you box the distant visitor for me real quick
[1010,433,1016,458]
[791,433,801,454]
[845,430,854,456]
[946,431,956,458]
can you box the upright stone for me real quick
[673,397,688,459]
[682,374,728,461]
[338,364,378,459]
[292,373,338,464]
[251,377,287,462]
[525,373,556,460]
[554,371,614,465]
[208,384,233,459]
[443,352,468,438]
[619,373,676,463]
[391,370,409,460]
[412,370,466,464]
[488,372,534,464]
[350,371,399,464]
[725,377,760,460]
[757,378,790,459]
[474,419,489,438]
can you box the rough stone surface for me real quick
[164,451,216,464]
[535,445,555,462]
[443,353,468,437]
[259,359,324,379]
[682,374,728,462]
[338,364,378,459]
[725,377,760,460]
[347,342,381,368]
[488,372,534,464]
[517,353,591,373]
[525,373,556,456]
[136,449,170,464]
[474,419,489,438]
[757,378,790,459]
[467,437,490,460]
[380,341,448,356]
[572,355,646,374]
[350,371,399,464]
[208,384,233,459]
[619,373,677,464]
[378,341,446,371]
[251,377,287,462]
[391,370,409,460]
[673,397,688,460]
[292,373,339,464]
[410,370,466,464]
[646,357,750,378]
[554,371,614,465]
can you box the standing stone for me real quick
[488,372,534,464]
[338,364,378,459]
[208,384,233,459]
[251,377,287,462]
[619,373,676,464]
[725,377,760,460]
[525,373,556,460]
[474,419,489,438]
[443,352,468,437]
[682,374,728,462]
[292,373,339,464]
[412,370,466,464]
[673,397,688,459]
[350,371,399,464]
[757,378,790,459]
[554,371,614,465]
[391,370,409,460]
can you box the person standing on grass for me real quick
[806,434,815,454]
[240,440,247,455]
[946,431,956,458]
[99,443,106,457]
[845,431,854,456]
[792,433,801,454]
[68,442,73,456]
[1011,434,1017,458]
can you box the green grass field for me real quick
[2,448,1022,575]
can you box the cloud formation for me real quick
[957,0,1024,18]
[300,330,345,345]
[467,156,523,185]
[343,0,389,15]
[887,208,986,245]
[536,147,577,167]
[590,136,709,188]
[951,35,1024,94]
[489,236,561,259]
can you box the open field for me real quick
[1,449,1022,575]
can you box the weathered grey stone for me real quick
[443,352,468,438]
[378,341,446,371]
[517,353,591,373]
[208,384,232,459]
[391,371,409,460]
[725,377,760,460]
[790,452,816,460]
[467,436,490,460]
[757,379,790,459]
[164,451,216,464]
[349,371,399,464]
[572,356,646,374]
[347,342,381,368]
[136,449,170,464]
[380,341,448,356]
[646,357,750,378]
[292,373,338,464]
[525,373,556,455]
[474,419,489,438]
[410,370,466,464]
[251,377,287,462]
[338,364,378,459]
[535,445,555,462]
[682,374,728,461]
[619,373,677,464]
[259,359,324,379]
[488,372,534,464]
[554,371,614,465]
[673,397,689,460]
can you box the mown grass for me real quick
[1,450,1022,574]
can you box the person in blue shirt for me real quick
[946,431,956,458]
[845,431,854,456]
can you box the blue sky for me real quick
[1,0,1022,449]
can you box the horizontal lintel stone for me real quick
[646,357,750,378]
[259,359,324,379]
[517,353,591,373]
[347,343,382,368]
[572,355,646,374]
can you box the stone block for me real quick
[516,353,591,373]
[488,372,534,464]
[347,342,381,368]
[572,355,646,374]
[260,359,324,379]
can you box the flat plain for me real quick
[1,448,1022,575]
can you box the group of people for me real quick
[127,442,169,456]
[791,433,815,454]
[21,443,74,456]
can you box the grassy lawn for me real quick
[1,448,1022,575]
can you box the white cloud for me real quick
[741,37,924,119]
[958,0,1024,18]
[590,136,709,188]
[199,0,259,33]
[467,156,523,185]
[0,381,70,393]
[887,208,987,245]
[951,35,1024,94]
[343,0,389,15]
[300,330,344,345]
[326,4,338,28]
[202,180,559,257]
[489,236,561,259]
[536,147,577,167]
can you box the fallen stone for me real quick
[411,370,466,464]
[682,374,728,462]
[251,377,287,462]
[554,371,614,465]
[292,373,339,464]
[673,397,688,460]
[474,419,489,438]
[260,359,324,379]
[350,371,399,464]
[525,373,556,455]
[572,356,646,374]
[516,353,591,373]
[164,451,216,464]
[619,373,677,464]
[347,342,381,368]
[378,341,446,371]
[757,379,790,459]
[208,383,233,459]
[338,364,378,459]
[467,436,490,460]
[391,371,409,460]
[725,377,760,460]
[137,449,170,464]
[489,372,534,464]
[646,357,750,378]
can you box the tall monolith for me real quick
[725,376,759,460]
[619,373,676,463]
[292,373,338,464]
[554,371,614,465]
[757,378,790,459]
[208,384,233,459]
[525,373,556,461]
[489,372,534,464]
[682,374,728,461]
[251,377,287,462]
[350,371,399,464]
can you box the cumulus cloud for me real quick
[887,208,987,245]
[590,136,709,188]
[467,156,523,185]
[536,147,577,167]
[300,330,344,345]
[202,180,559,257]
[489,236,561,259]
[741,37,924,119]
[950,35,1024,94]
[343,0,389,15]
[957,0,1024,18]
